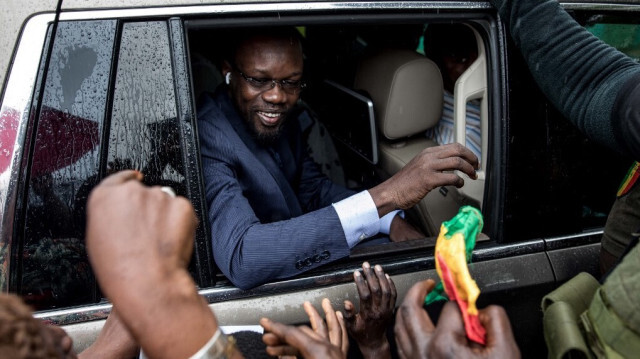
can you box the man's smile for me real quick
[257,110,284,126]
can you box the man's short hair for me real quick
[423,23,477,60]
[226,26,304,65]
[0,294,59,359]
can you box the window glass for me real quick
[109,22,185,191]
[587,23,640,61]
[21,20,116,310]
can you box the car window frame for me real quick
[6,0,634,328]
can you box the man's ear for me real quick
[221,61,232,86]
[221,61,232,76]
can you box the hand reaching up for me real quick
[343,262,396,359]
[261,298,348,359]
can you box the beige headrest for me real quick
[354,50,443,140]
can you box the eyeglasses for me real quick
[233,69,307,95]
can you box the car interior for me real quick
[188,21,490,241]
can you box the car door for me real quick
[1,2,637,358]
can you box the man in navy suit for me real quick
[197,27,479,289]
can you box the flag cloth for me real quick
[425,206,486,344]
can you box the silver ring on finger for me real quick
[160,186,176,198]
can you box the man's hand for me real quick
[86,170,221,359]
[261,298,348,359]
[78,308,139,359]
[369,143,479,216]
[428,302,520,359]
[394,279,436,358]
[344,262,396,359]
[389,216,425,242]
[394,279,521,359]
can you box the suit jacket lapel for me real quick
[217,90,303,217]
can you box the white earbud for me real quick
[225,72,231,85]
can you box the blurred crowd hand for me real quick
[85,170,220,359]
[85,170,197,288]
[261,298,348,359]
[344,262,396,359]
[394,279,521,359]
[78,308,138,359]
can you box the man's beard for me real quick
[246,118,285,146]
[252,126,282,146]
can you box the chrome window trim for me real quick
[58,1,493,21]
[54,1,640,22]
[562,2,640,11]
[0,14,54,292]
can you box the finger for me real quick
[435,143,479,170]
[395,280,437,352]
[431,171,466,189]
[353,269,371,314]
[99,170,143,187]
[479,305,518,349]
[262,332,281,345]
[298,325,322,340]
[435,301,466,336]
[304,301,327,339]
[362,262,382,309]
[343,300,356,322]
[374,264,391,310]
[435,156,478,181]
[394,310,412,358]
[337,311,349,355]
[261,318,315,354]
[322,298,342,348]
[404,279,435,307]
[387,274,398,309]
[264,345,300,357]
[165,196,198,267]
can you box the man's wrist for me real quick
[367,186,396,218]
[358,337,391,359]
[379,210,403,235]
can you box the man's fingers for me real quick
[396,279,437,341]
[336,311,349,355]
[343,300,356,321]
[436,301,466,335]
[434,156,478,181]
[362,261,381,309]
[387,274,398,309]
[433,143,479,170]
[374,264,391,309]
[322,298,342,348]
[261,318,315,357]
[394,308,412,358]
[264,345,300,357]
[262,332,285,346]
[353,269,371,313]
[98,170,143,187]
[479,305,519,350]
[394,279,437,359]
[405,279,435,306]
[304,301,327,339]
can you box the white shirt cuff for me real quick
[332,191,380,248]
[379,210,404,235]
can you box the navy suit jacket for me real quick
[198,88,354,289]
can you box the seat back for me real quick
[354,50,442,140]
[354,49,448,234]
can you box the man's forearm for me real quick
[494,0,640,156]
[107,270,218,359]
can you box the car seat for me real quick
[354,49,454,235]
